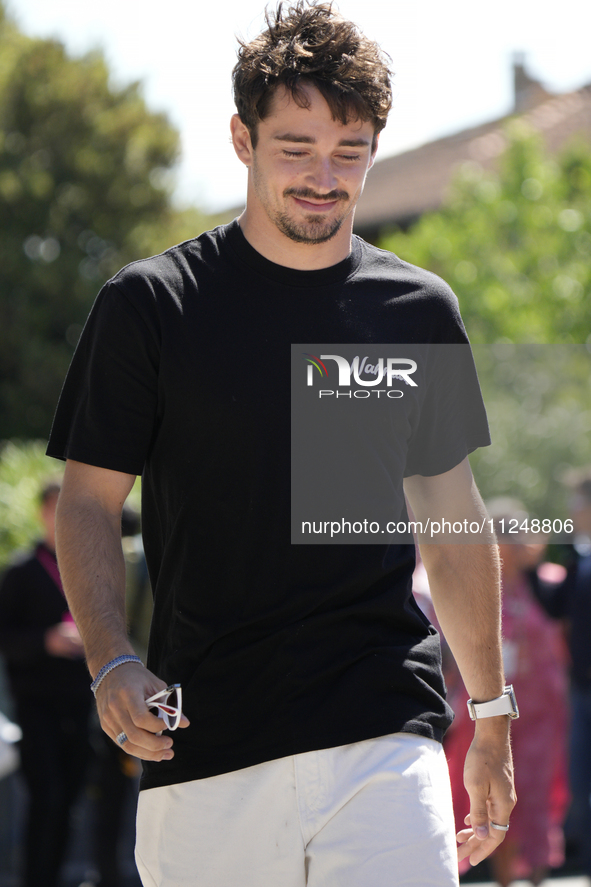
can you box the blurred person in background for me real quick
[532,471,591,881]
[0,480,92,887]
[428,499,569,886]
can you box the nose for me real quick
[308,156,338,195]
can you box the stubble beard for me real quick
[273,207,345,244]
[278,187,352,244]
[253,159,352,244]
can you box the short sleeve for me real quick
[404,343,491,478]
[46,281,160,476]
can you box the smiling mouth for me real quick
[286,189,349,213]
[292,196,339,212]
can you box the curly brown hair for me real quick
[232,1,392,147]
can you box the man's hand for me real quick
[456,719,516,866]
[404,458,516,865]
[94,660,190,761]
[56,460,189,760]
[45,622,85,659]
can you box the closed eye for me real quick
[281,150,364,162]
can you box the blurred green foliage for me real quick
[0,439,141,569]
[470,345,591,524]
[0,440,59,568]
[379,121,591,345]
[379,125,591,526]
[0,2,215,439]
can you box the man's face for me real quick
[246,84,377,245]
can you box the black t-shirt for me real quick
[47,220,490,789]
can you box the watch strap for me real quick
[467,684,519,720]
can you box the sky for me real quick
[7,0,591,213]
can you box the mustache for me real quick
[284,188,349,202]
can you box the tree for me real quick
[379,122,591,345]
[0,439,141,569]
[378,125,591,529]
[468,344,591,527]
[0,3,211,439]
[0,440,59,568]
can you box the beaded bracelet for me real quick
[90,654,143,696]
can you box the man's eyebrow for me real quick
[337,138,372,148]
[274,133,315,144]
[273,133,371,148]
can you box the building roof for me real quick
[354,62,591,241]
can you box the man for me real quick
[0,481,91,887]
[48,3,516,885]
[533,472,591,878]
[562,474,591,879]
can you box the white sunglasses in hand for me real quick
[146,684,183,731]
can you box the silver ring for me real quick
[116,732,128,746]
[490,821,510,832]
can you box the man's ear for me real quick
[231,114,254,167]
[368,132,380,170]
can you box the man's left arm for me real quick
[403,456,517,867]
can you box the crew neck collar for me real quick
[223,218,362,288]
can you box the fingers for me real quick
[107,706,176,761]
[456,813,509,867]
[95,663,188,761]
[460,728,516,866]
[467,794,491,842]
[111,715,175,761]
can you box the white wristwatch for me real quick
[467,684,519,720]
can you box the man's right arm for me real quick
[56,459,185,760]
